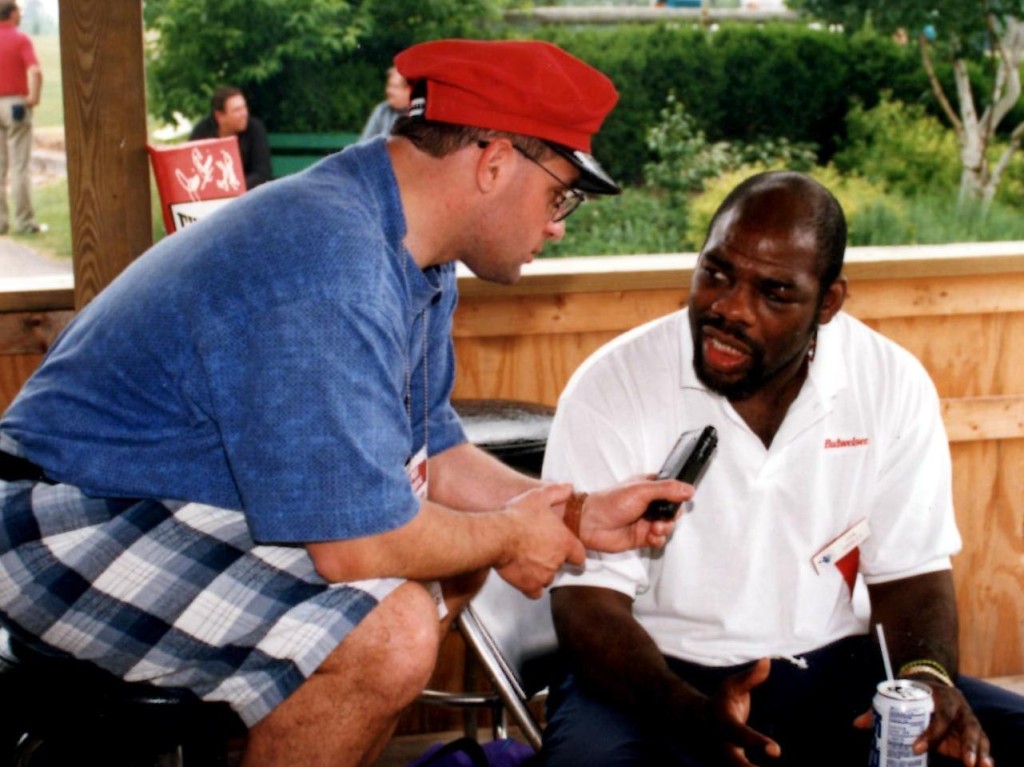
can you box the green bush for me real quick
[848,200,917,246]
[641,93,817,240]
[543,187,686,258]
[991,143,1024,207]
[146,12,940,181]
[644,92,740,201]
[833,94,959,197]
[684,164,900,249]
[532,22,927,183]
[708,24,849,151]
[877,194,1024,244]
[530,24,715,186]
[842,28,938,114]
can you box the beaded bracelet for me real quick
[898,658,955,688]
[563,492,588,538]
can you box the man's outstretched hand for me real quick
[854,682,993,767]
[702,658,782,767]
[575,478,692,552]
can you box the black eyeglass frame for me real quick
[476,140,586,223]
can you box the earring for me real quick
[807,330,817,363]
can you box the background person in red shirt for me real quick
[0,0,44,235]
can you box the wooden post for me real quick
[59,0,152,309]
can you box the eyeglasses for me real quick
[477,140,586,222]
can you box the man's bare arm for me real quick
[26,64,41,107]
[428,442,689,552]
[867,570,991,767]
[305,442,690,597]
[307,484,584,598]
[553,585,779,765]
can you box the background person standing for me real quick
[0,1,43,235]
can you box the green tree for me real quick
[145,0,506,132]
[790,0,1024,208]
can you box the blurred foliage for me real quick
[529,22,928,184]
[145,0,508,131]
[140,7,1024,252]
[543,187,687,258]
[788,0,1024,57]
[144,10,954,182]
[513,80,1024,257]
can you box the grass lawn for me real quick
[7,178,73,258]
[31,34,62,128]
[15,34,70,260]
[9,177,166,261]
[15,35,164,261]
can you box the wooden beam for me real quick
[0,275,74,312]
[943,395,1024,443]
[455,243,1024,298]
[844,273,1024,319]
[59,0,152,309]
[0,311,74,355]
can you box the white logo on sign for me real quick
[175,147,243,201]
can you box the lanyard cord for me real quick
[402,254,429,456]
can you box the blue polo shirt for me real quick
[1,139,466,542]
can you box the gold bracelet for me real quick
[898,659,955,688]
[563,492,588,538]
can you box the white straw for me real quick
[876,623,894,681]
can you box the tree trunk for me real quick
[922,19,1024,208]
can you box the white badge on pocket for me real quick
[405,446,428,500]
[811,518,871,575]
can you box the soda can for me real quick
[869,679,935,766]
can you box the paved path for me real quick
[1,139,72,279]
[0,234,71,277]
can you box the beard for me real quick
[691,314,817,402]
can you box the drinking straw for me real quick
[876,623,894,682]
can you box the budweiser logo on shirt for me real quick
[824,437,870,449]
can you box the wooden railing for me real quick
[2,242,1023,688]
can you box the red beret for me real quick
[394,39,621,195]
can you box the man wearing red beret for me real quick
[0,39,691,764]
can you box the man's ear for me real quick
[475,138,516,193]
[818,275,847,325]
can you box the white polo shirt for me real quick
[546,310,961,667]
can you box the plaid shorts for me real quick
[0,476,403,726]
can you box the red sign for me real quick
[147,137,246,234]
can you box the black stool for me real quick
[452,398,555,477]
[0,626,245,766]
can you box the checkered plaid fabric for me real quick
[0,477,403,725]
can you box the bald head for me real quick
[705,171,847,289]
